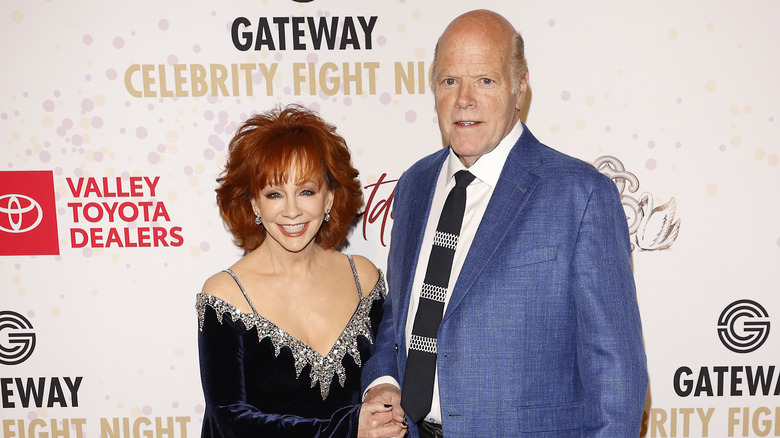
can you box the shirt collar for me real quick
[445,122,524,188]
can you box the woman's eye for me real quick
[301,189,315,196]
[265,192,281,199]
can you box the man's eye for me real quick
[444,78,455,85]
[481,78,493,85]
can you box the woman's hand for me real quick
[357,401,408,438]
[364,384,406,427]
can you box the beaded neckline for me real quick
[196,270,385,400]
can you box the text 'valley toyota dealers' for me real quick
[66,176,183,248]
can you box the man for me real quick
[362,9,648,438]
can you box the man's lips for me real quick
[455,121,480,126]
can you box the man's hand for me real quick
[357,401,407,438]
[365,383,406,427]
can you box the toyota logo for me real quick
[0,194,43,233]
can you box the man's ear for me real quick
[515,70,530,110]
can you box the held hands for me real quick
[358,384,407,438]
[357,401,407,438]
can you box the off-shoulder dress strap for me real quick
[223,269,259,315]
[346,254,364,299]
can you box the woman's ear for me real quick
[325,189,335,212]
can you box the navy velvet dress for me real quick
[196,255,386,438]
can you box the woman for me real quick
[196,105,406,438]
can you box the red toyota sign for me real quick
[0,170,60,256]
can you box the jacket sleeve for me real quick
[197,305,360,438]
[361,187,403,393]
[360,289,401,392]
[361,171,413,393]
[572,174,648,436]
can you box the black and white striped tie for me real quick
[401,170,475,423]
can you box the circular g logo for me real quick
[0,194,43,233]
[0,310,37,365]
[717,299,770,353]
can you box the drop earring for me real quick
[324,209,331,222]
[254,211,262,225]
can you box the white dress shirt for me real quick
[366,123,523,424]
[405,123,522,424]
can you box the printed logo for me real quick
[594,156,681,251]
[717,299,770,353]
[0,310,37,365]
[0,194,43,233]
[0,171,60,256]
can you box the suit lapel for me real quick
[444,126,544,321]
[395,151,448,343]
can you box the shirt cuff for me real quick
[362,376,401,401]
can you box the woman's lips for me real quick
[279,223,307,236]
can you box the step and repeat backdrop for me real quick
[2,1,779,437]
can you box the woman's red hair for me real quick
[216,105,363,251]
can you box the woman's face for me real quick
[251,167,333,254]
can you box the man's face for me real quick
[433,22,527,167]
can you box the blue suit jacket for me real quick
[362,125,648,437]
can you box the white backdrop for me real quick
[2,1,779,437]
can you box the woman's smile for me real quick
[280,223,308,236]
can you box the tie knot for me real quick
[454,170,476,188]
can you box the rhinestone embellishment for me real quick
[197,271,386,400]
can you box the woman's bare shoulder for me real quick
[349,254,381,293]
[200,270,248,310]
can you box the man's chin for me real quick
[450,142,489,157]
